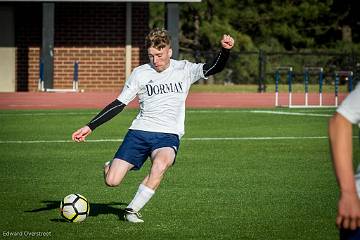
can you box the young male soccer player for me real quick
[329,82,360,239]
[72,28,235,223]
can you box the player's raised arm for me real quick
[72,99,126,142]
[203,34,235,77]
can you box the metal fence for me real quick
[180,49,360,92]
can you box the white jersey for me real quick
[117,59,205,138]
[337,83,360,126]
[337,83,360,196]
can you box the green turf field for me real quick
[0,108,359,239]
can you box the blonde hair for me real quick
[145,28,171,50]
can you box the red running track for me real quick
[0,92,348,110]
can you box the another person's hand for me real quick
[337,191,360,230]
[221,34,235,49]
[72,126,92,142]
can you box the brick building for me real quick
[0,1,199,92]
[1,2,149,92]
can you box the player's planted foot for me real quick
[124,208,144,223]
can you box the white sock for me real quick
[127,184,155,212]
[127,184,146,204]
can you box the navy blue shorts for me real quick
[114,130,180,170]
[340,228,360,240]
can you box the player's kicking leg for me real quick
[104,158,133,187]
[124,147,176,223]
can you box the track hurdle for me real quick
[302,67,324,107]
[289,67,338,108]
[334,71,353,107]
[276,68,351,108]
[38,61,80,92]
[274,67,293,107]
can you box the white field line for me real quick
[0,112,98,116]
[0,110,245,116]
[0,109,246,116]
[1,136,358,144]
[0,109,335,117]
[249,110,332,117]
[0,136,347,144]
[0,139,122,144]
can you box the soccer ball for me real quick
[60,193,90,222]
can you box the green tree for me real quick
[150,0,360,84]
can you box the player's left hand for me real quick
[336,192,360,230]
[221,34,235,49]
